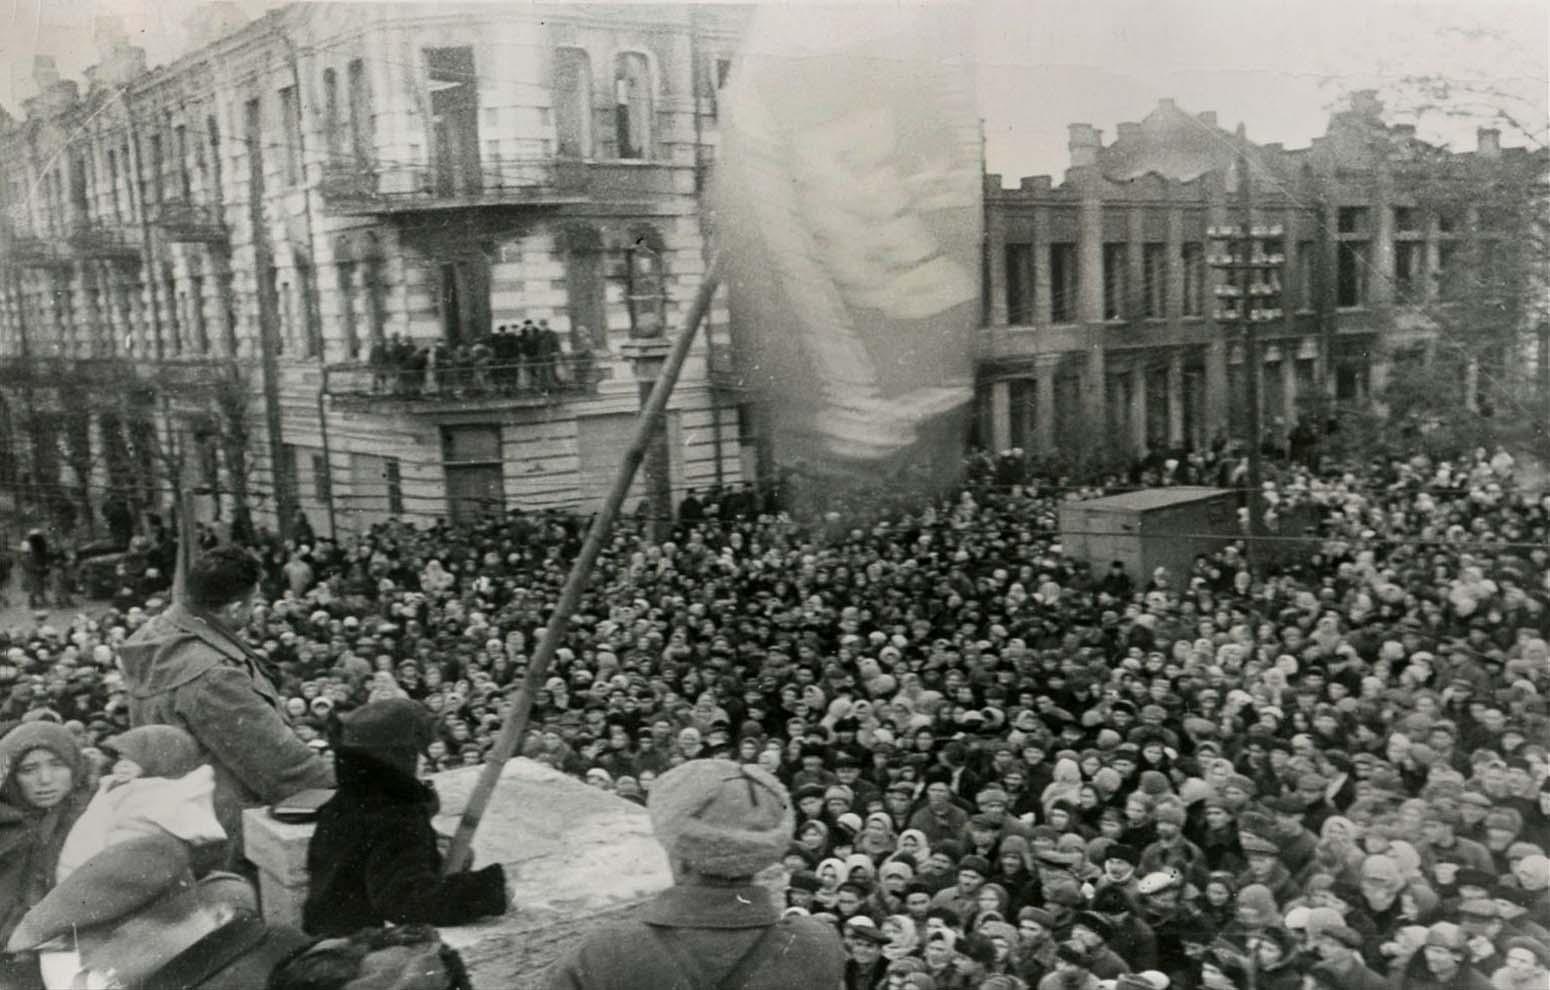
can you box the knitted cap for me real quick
[1154,802,1186,827]
[1138,770,1171,796]
[102,725,202,778]
[1236,884,1279,926]
[648,758,793,878]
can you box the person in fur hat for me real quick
[302,697,508,936]
[546,757,842,990]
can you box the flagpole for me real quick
[442,254,722,876]
[173,488,194,605]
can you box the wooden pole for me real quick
[442,255,722,875]
[173,487,194,605]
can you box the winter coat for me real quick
[302,749,507,936]
[1391,951,1492,990]
[545,881,843,990]
[0,723,92,947]
[1310,954,1390,990]
[118,603,334,866]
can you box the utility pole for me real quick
[1209,126,1284,571]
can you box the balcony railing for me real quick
[319,158,591,215]
[324,354,605,410]
[153,201,228,244]
[68,219,141,260]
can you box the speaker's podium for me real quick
[244,758,673,987]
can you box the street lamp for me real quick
[1208,141,1284,571]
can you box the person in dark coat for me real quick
[302,697,508,936]
[1392,922,1492,990]
[546,758,844,990]
[19,532,49,609]
[7,833,314,989]
[118,544,335,869]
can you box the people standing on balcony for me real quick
[518,320,540,390]
[539,320,561,390]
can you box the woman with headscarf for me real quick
[814,856,848,912]
[994,834,1042,914]
[1041,758,1084,818]
[798,818,832,859]
[894,828,932,867]
[0,722,93,956]
[857,812,897,863]
[880,913,919,962]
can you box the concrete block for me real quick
[242,757,673,987]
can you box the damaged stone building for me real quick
[976,93,1540,463]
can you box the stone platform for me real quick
[243,758,674,987]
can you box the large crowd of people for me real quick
[1,441,1548,990]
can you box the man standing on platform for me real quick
[546,758,843,990]
[119,544,335,868]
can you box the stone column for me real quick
[1372,165,1394,308]
[1084,345,1107,440]
[989,379,1010,453]
[1168,349,1185,445]
[1033,204,1052,324]
[1130,360,1147,454]
[1077,172,1103,324]
[1205,341,1228,442]
[986,202,1008,327]
[1127,206,1144,319]
[1035,363,1056,455]
[1166,186,1184,321]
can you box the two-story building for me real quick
[976,93,1539,464]
[0,3,754,539]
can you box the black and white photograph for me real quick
[0,0,1546,986]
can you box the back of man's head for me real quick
[187,544,262,610]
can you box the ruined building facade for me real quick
[976,94,1541,463]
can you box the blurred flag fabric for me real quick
[714,4,982,491]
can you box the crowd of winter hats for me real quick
[2,445,1549,990]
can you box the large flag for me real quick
[715,4,982,489]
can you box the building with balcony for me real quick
[976,94,1542,464]
[0,3,753,537]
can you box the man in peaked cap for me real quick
[547,758,842,990]
[8,833,313,989]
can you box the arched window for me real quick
[553,48,592,159]
[613,52,651,160]
[560,224,607,350]
[624,225,666,338]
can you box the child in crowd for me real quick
[302,697,509,936]
[54,724,224,881]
